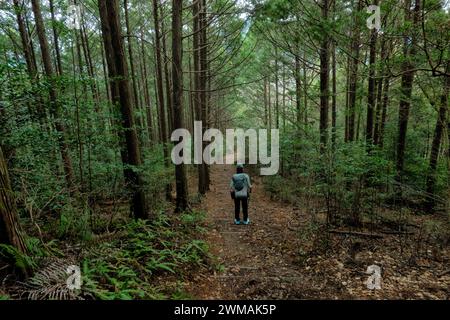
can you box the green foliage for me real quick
[0,244,36,271]
[81,211,209,299]
[57,202,92,241]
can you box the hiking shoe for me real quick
[243,219,250,225]
[234,219,240,225]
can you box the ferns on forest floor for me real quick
[80,211,210,299]
[3,210,209,300]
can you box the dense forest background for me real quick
[0,0,448,299]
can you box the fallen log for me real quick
[379,230,414,235]
[328,230,384,238]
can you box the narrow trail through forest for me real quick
[186,159,450,300]
[190,157,318,299]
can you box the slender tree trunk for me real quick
[192,0,207,195]
[12,0,45,122]
[366,23,378,147]
[303,54,308,126]
[396,0,421,178]
[295,53,302,126]
[275,47,279,129]
[98,0,149,219]
[331,38,337,149]
[172,0,189,212]
[124,0,144,138]
[282,65,286,133]
[31,0,75,190]
[373,38,388,146]
[347,0,362,142]
[319,0,330,152]
[425,62,449,211]
[80,11,101,114]
[161,4,174,133]
[0,146,29,276]
[268,75,272,129]
[13,0,36,78]
[199,0,210,193]
[152,0,172,200]
[379,76,390,148]
[264,78,268,127]
[344,54,350,141]
[49,0,62,76]
[140,28,154,143]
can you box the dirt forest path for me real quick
[186,159,450,300]
[190,159,318,299]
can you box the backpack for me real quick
[233,174,246,192]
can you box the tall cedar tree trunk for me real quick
[264,78,268,126]
[396,0,421,179]
[331,38,337,149]
[172,0,189,212]
[0,147,29,276]
[31,0,75,190]
[268,76,272,129]
[295,53,302,126]
[98,0,149,219]
[13,0,36,78]
[319,0,330,152]
[331,0,337,149]
[275,47,279,129]
[192,0,207,194]
[12,0,45,122]
[282,65,286,132]
[204,0,211,189]
[425,62,449,211]
[124,0,144,136]
[161,4,174,132]
[49,0,62,76]
[344,55,350,141]
[199,0,209,194]
[80,10,101,114]
[152,0,172,200]
[373,38,388,146]
[347,0,362,142]
[379,74,390,147]
[366,23,378,147]
[139,27,154,142]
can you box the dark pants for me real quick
[234,197,248,221]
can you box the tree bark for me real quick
[425,62,449,211]
[152,0,172,200]
[98,0,149,219]
[347,0,362,142]
[12,0,45,122]
[123,0,145,138]
[319,0,330,152]
[331,39,337,149]
[192,0,208,195]
[199,0,210,193]
[172,0,189,212]
[366,25,378,147]
[275,47,279,129]
[0,146,29,276]
[378,76,390,148]
[139,28,154,143]
[295,52,302,126]
[396,0,421,178]
[160,4,174,133]
[49,0,62,76]
[373,38,388,146]
[31,0,75,190]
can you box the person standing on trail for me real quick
[230,163,252,225]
